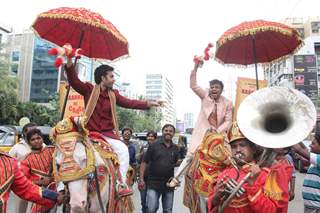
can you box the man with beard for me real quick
[208,122,292,213]
[168,60,232,188]
[141,124,180,213]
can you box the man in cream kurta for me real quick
[167,61,232,188]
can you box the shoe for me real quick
[117,184,133,197]
[166,177,180,188]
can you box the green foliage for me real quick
[15,94,60,126]
[0,46,18,124]
[117,107,162,132]
[0,88,60,126]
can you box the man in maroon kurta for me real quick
[65,58,162,196]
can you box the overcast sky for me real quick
[1,0,320,120]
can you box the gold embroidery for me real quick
[194,133,231,196]
[55,119,74,134]
[229,197,249,208]
[263,171,283,201]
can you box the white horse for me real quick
[51,117,133,213]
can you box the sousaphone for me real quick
[218,86,316,212]
[237,86,316,148]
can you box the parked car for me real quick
[0,125,52,153]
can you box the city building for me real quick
[0,22,12,45]
[305,17,320,38]
[283,17,320,39]
[176,120,185,133]
[184,112,194,129]
[6,31,121,103]
[119,82,138,99]
[283,17,305,38]
[6,32,58,102]
[145,73,176,126]
[263,17,320,110]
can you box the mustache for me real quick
[235,153,244,159]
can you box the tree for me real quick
[117,107,140,131]
[15,94,60,126]
[0,43,18,124]
[117,107,162,132]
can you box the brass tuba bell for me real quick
[237,86,317,148]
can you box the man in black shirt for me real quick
[140,124,180,213]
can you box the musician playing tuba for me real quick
[208,122,293,213]
[208,86,316,213]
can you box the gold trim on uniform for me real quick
[248,188,262,202]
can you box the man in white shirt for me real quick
[9,123,37,161]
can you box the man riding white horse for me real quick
[60,56,162,211]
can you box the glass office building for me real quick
[30,37,58,103]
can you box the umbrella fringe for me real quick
[92,54,130,63]
[32,10,128,45]
[216,25,303,49]
[214,39,304,68]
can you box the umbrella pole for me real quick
[252,36,259,90]
[60,30,85,120]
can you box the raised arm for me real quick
[190,63,206,99]
[64,58,91,95]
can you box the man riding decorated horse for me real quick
[49,54,163,212]
[167,46,233,212]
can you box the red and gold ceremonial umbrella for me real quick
[32,7,128,61]
[215,19,303,89]
[31,7,129,119]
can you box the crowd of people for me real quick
[1,50,319,213]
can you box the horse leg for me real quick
[68,179,88,213]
